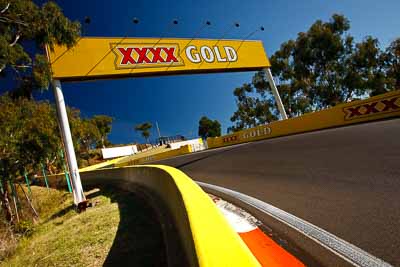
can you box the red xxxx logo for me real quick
[343,96,400,120]
[112,44,183,69]
[223,135,238,143]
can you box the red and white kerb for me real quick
[211,195,305,267]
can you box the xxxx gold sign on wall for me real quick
[46,37,271,81]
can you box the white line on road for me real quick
[197,181,393,267]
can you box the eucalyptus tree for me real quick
[230,14,398,131]
[134,122,153,143]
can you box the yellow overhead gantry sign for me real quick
[47,37,271,81]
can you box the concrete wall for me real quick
[101,145,138,159]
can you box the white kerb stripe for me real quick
[213,198,257,233]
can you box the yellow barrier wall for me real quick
[80,165,261,267]
[116,145,192,167]
[208,90,400,148]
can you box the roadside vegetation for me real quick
[1,185,72,263]
[198,116,222,139]
[1,185,165,266]
[0,185,116,266]
[0,0,113,231]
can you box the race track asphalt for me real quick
[153,118,400,266]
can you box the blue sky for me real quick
[3,0,400,144]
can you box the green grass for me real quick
[1,185,166,267]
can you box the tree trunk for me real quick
[46,158,54,175]
[101,136,105,149]
[0,176,14,223]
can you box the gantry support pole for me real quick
[264,68,288,120]
[52,80,87,211]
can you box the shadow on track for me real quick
[162,146,240,169]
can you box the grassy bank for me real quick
[1,185,166,267]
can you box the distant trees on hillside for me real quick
[229,14,400,132]
[198,116,221,139]
[92,115,113,148]
[134,122,153,143]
